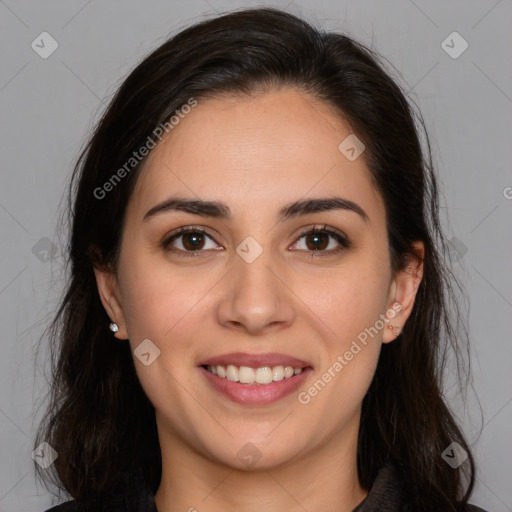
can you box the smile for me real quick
[203,364,304,385]
[199,365,313,405]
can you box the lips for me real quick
[199,365,313,405]
[197,352,313,369]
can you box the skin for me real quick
[95,88,424,512]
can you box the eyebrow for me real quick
[143,196,369,223]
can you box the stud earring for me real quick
[109,322,119,333]
[387,324,401,337]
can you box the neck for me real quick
[154,421,367,512]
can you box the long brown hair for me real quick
[35,7,476,509]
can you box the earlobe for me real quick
[93,267,129,339]
[383,241,424,344]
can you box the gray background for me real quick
[1,0,511,510]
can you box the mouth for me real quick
[197,353,313,405]
[200,363,309,385]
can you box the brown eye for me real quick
[181,232,206,251]
[305,231,329,251]
[291,225,350,257]
[162,227,221,257]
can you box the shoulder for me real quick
[44,499,99,511]
[43,466,157,512]
[44,494,156,512]
[44,496,127,512]
[45,502,83,512]
[354,465,491,512]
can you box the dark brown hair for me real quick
[36,7,476,509]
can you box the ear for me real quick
[382,241,424,344]
[93,266,129,340]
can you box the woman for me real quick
[36,7,488,512]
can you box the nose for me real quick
[216,246,296,335]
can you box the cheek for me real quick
[120,253,218,358]
[120,258,213,419]
[296,256,389,395]
[298,278,384,416]
[126,282,197,342]
[296,260,390,341]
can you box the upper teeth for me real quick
[206,364,303,385]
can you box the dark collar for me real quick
[47,463,487,512]
[352,465,407,511]
[351,465,487,512]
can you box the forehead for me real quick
[126,88,385,226]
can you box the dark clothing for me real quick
[351,466,487,512]
[46,464,488,512]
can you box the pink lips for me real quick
[199,366,313,405]
[197,352,313,406]
[197,352,312,369]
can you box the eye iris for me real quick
[306,232,328,251]
[174,229,338,253]
[183,232,205,250]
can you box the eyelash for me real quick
[161,224,350,259]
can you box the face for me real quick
[95,88,423,471]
